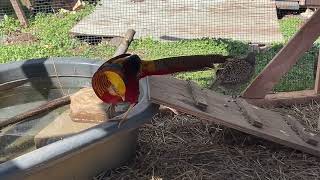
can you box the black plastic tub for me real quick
[0,57,159,180]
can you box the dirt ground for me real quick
[0,31,38,45]
[94,105,320,180]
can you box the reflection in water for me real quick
[0,84,82,163]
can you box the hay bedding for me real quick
[95,109,320,180]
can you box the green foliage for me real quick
[279,16,303,41]
[0,15,21,35]
[131,38,249,59]
[0,4,115,63]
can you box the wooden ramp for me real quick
[147,76,320,157]
[71,0,283,44]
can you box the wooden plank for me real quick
[237,99,263,128]
[286,115,319,146]
[315,49,320,93]
[70,0,283,44]
[147,75,320,157]
[246,90,320,107]
[187,80,208,111]
[242,9,320,99]
[318,115,320,130]
[112,29,136,58]
[305,0,320,7]
[10,0,28,27]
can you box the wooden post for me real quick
[112,29,136,58]
[318,115,320,130]
[242,9,320,99]
[314,49,320,94]
[10,0,28,27]
[305,0,320,7]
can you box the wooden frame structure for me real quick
[148,75,320,157]
[242,8,320,107]
[9,0,29,27]
[302,0,320,7]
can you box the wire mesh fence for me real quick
[0,0,319,94]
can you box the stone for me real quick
[70,87,111,123]
[34,109,98,148]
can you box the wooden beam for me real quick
[245,90,320,107]
[286,115,319,146]
[187,80,208,111]
[237,99,263,128]
[305,0,320,7]
[242,9,320,99]
[318,115,320,130]
[10,0,28,27]
[148,76,320,157]
[112,29,136,58]
[315,49,320,93]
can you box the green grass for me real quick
[0,5,115,63]
[279,16,303,41]
[0,7,318,93]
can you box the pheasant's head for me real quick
[92,67,127,104]
[92,54,142,104]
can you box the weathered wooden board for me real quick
[242,8,320,99]
[187,80,208,111]
[147,75,320,157]
[246,90,320,107]
[237,98,263,128]
[315,49,320,94]
[71,0,283,44]
[305,0,320,7]
[10,0,28,27]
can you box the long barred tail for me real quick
[140,54,231,77]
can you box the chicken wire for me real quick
[0,0,318,93]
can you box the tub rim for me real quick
[0,57,159,179]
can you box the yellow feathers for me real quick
[104,71,126,98]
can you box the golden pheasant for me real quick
[92,53,230,126]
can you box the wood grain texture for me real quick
[305,0,320,7]
[315,49,320,93]
[286,115,319,146]
[112,29,136,58]
[71,0,283,44]
[187,80,208,111]
[245,90,320,107]
[237,98,263,128]
[147,75,320,157]
[10,0,28,27]
[242,9,320,99]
